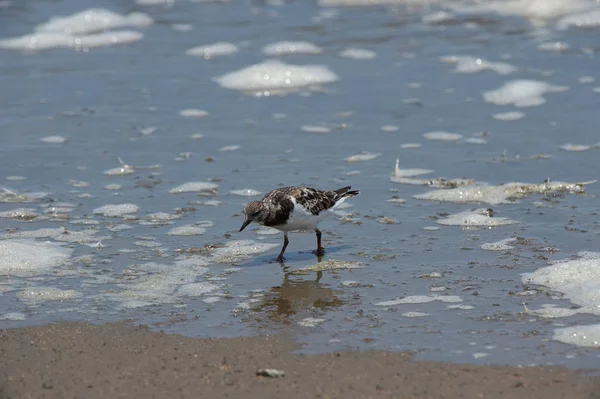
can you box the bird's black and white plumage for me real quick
[239,186,360,262]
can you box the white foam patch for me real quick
[345,152,381,163]
[186,42,238,58]
[465,137,487,144]
[557,9,600,30]
[402,311,430,317]
[298,317,326,327]
[483,80,568,107]
[423,131,463,141]
[0,30,143,51]
[209,240,279,263]
[169,182,218,194]
[376,295,462,306]
[0,312,27,321]
[40,135,67,144]
[255,227,280,235]
[301,125,331,134]
[559,144,596,152]
[262,41,322,55]
[104,184,121,190]
[339,48,376,60]
[167,225,207,236]
[437,209,517,227]
[3,228,101,245]
[391,159,434,178]
[0,208,38,219]
[447,0,593,26]
[481,237,516,251]
[111,257,210,305]
[229,189,262,196]
[440,55,516,75]
[493,111,525,121]
[17,287,81,303]
[178,282,220,296]
[0,240,73,277]
[401,143,421,149]
[93,203,139,217]
[553,325,600,347]
[219,145,241,151]
[448,304,474,310]
[522,253,600,317]
[537,41,570,52]
[213,60,339,93]
[179,109,208,118]
[415,181,590,205]
[381,125,399,132]
[35,8,152,35]
[290,259,362,274]
[5,176,26,181]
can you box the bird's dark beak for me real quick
[239,218,251,232]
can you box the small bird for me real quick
[239,186,360,262]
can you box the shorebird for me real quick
[239,186,360,262]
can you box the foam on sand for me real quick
[186,42,238,58]
[262,41,322,56]
[415,181,592,205]
[483,80,568,107]
[0,240,74,277]
[436,209,518,227]
[213,60,338,94]
[440,55,516,75]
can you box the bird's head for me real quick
[239,201,263,232]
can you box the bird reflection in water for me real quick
[250,259,346,325]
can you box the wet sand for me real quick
[1,322,599,399]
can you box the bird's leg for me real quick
[314,228,325,256]
[276,233,289,263]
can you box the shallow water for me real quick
[1,0,600,368]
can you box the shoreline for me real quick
[1,322,599,399]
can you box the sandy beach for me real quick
[1,322,598,399]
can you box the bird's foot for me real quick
[275,255,286,263]
[312,248,326,256]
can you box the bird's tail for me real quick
[333,186,360,199]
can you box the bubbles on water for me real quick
[537,41,570,52]
[440,55,516,75]
[376,295,463,306]
[169,181,219,194]
[436,208,517,227]
[339,48,376,60]
[301,125,331,134]
[93,203,139,217]
[167,225,207,236]
[40,135,67,144]
[345,152,381,163]
[559,143,597,152]
[423,131,463,141]
[262,41,322,56]
[179,109,209,118]
[0,240,74,277]
[213,60,339,94]
[186,42,239,58]
[480,238,516,251]
[553,325,600,347]
[483,80,568,107]
[17,287,81,303]
[229,189,262,196]
[492,111,525,121]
